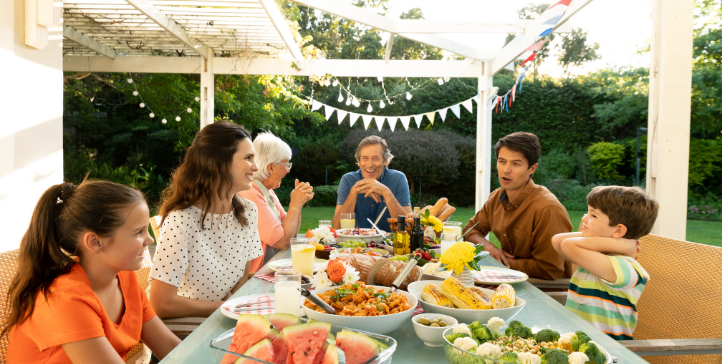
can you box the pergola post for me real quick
[475,61,494,213]
[200,52,215,129]
[646,0,693,240]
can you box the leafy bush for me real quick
[688,138,722,187]
[534,148,580,184]
[545,179,595,212]
[587,142,625,181]
[305,185,339,207]
[688,192,722,221]
[290,139,344,187]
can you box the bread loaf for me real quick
[335,253,382,283]
[430,198,448,216]
[371,260,422,290]
[437,206,456,221]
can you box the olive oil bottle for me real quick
[393,215,410,256]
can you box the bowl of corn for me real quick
[407,279,526,324]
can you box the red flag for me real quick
[549,0,572,9]
[521,52,537,66]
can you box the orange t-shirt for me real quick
[7,263,156,363]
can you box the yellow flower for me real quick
[439,242,476,275]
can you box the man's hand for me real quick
[483,243,510,268]
[354,179,389,202]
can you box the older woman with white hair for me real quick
[239,132,314,273]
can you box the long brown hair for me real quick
[159,121,252,228]
[2,180,145,336]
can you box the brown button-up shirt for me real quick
[464,179,574,280]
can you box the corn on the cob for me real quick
[491,284,516,309]
[440,277,488,310]
[421,284,454,308]
[467,287,493,309]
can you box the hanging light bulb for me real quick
[345,97,352,106]
[149,113,155,118]
[187,108,192,113]
[352,97,360,107]
[139,103,145,108]
[162,118,167,124]
[377,76,383,82]
[444,77,450,82]
[338,94,344,102]
[406,92,412,100]
[379,100,385,108]
[195,97,200,102]
[437,78,444,85]
[127,78,133,84]
[367,103,373,113]
[132,91,138,96]
[175,116,181,121]
[324,78,330,87]
[332,80,339,87]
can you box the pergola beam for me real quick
[490,0,593,75]
[124,0,210,58]
[392,19,573,34]
[259,0,304,65]
[63,25,117,58]
[384,34,395,63]
[63,56,483,77]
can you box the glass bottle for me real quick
[393,215,409,256]
[409,207,424,253]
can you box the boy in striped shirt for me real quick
[552,186,659,340]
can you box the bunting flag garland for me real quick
[413,114,424,128]
[450,104,461,119]
[349,113,360,127]
[425,112,435,125]
[399,116,410,130]
[336,109,348,124]
[311,100,323,111]
[525,40,546,52]
[461,99,473,114]
[387,117,398,131]
[324,106,335,120]
[438,108,448,122]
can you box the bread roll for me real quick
[430,198,448,216]
[437,206,456,222]
[371,260,422,290]
[336,253,382,283]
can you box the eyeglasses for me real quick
[275,162,292,170]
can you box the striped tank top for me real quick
[565,256,649,340]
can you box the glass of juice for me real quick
[439,233,457,255]
[443,221,463,241]
[319,220,332,228]
[290,238,315,277]
[339,213,356,230]
[274,270,301,316]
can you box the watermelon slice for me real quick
[221,314,279,364]
[306,319,336,345]
[234,339,276,364]
[283,322,332,364]
[321,344,346,364]
[335,331,387,364]
[312,342,329,364]
[271,331,289,364]
[263,313,302,332]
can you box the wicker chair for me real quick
[0,249,154,364]
[545,234,722,362]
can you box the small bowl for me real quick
[412,313,458,347]
[301,275,313,289]
[315,248,335,260]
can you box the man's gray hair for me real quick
[355,135,393,164]
[252,132,292,181]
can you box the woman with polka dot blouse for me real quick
[149,121,264,318]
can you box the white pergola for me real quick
[61,0,693,240]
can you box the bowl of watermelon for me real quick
[211,313,397,364]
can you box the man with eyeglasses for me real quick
[333,135,412,232]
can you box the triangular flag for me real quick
[349,113,360,127]
[521,52,537,66]
[324,106,335,120]
[336,109,348,124]
[362,115,373,130]
[374,116,385,131]
[538,27,553,38]
[311,100,323,111]
[512,85,517,102]
[439,108,448,122]
[450,104,461,119]
[541,14,564,26]
[525,40,545,52]
[399,116,410,130]
[425,112,435,125]
[548,0,572,10]
[413,114,424,128]
[461,99,473,114]
[387,117,398,131]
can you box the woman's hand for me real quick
[289,179,313,209]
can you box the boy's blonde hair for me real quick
[586,186,659,239]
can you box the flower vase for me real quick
[453,266,474,287]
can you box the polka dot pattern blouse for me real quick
[150,199,263,301]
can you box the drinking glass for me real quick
[290,238,315,276]
[319,220,332,228]
[339,213,356,230]
[439,233,457,255]
[274,270,301,315]
[443,221,463,241]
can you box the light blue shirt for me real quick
[336,168,411,232]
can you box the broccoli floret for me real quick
[534,329,560,343]
[499,351,520,363]
[504,320,526,337]
[468,321,494,343]
[579,342,606,364]
[540,348,569,364]
[445,332,472,344]
[510,325,534,339]
[571,331,591,351]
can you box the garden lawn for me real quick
[296,207,722,248]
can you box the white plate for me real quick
[266,258,327,273]
[302,285,417,334]
[220,293,305,320]
[407,280,526,324]
[471,266,529,285]
[335,228,386,237]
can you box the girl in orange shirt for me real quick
[4,180,181,363]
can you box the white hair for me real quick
[252,132,293,181]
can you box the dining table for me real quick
[159,248,649,364]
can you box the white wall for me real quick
[0,0,63,252]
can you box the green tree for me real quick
[557,28,601,75]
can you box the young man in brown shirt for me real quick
[464,132,574,280]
